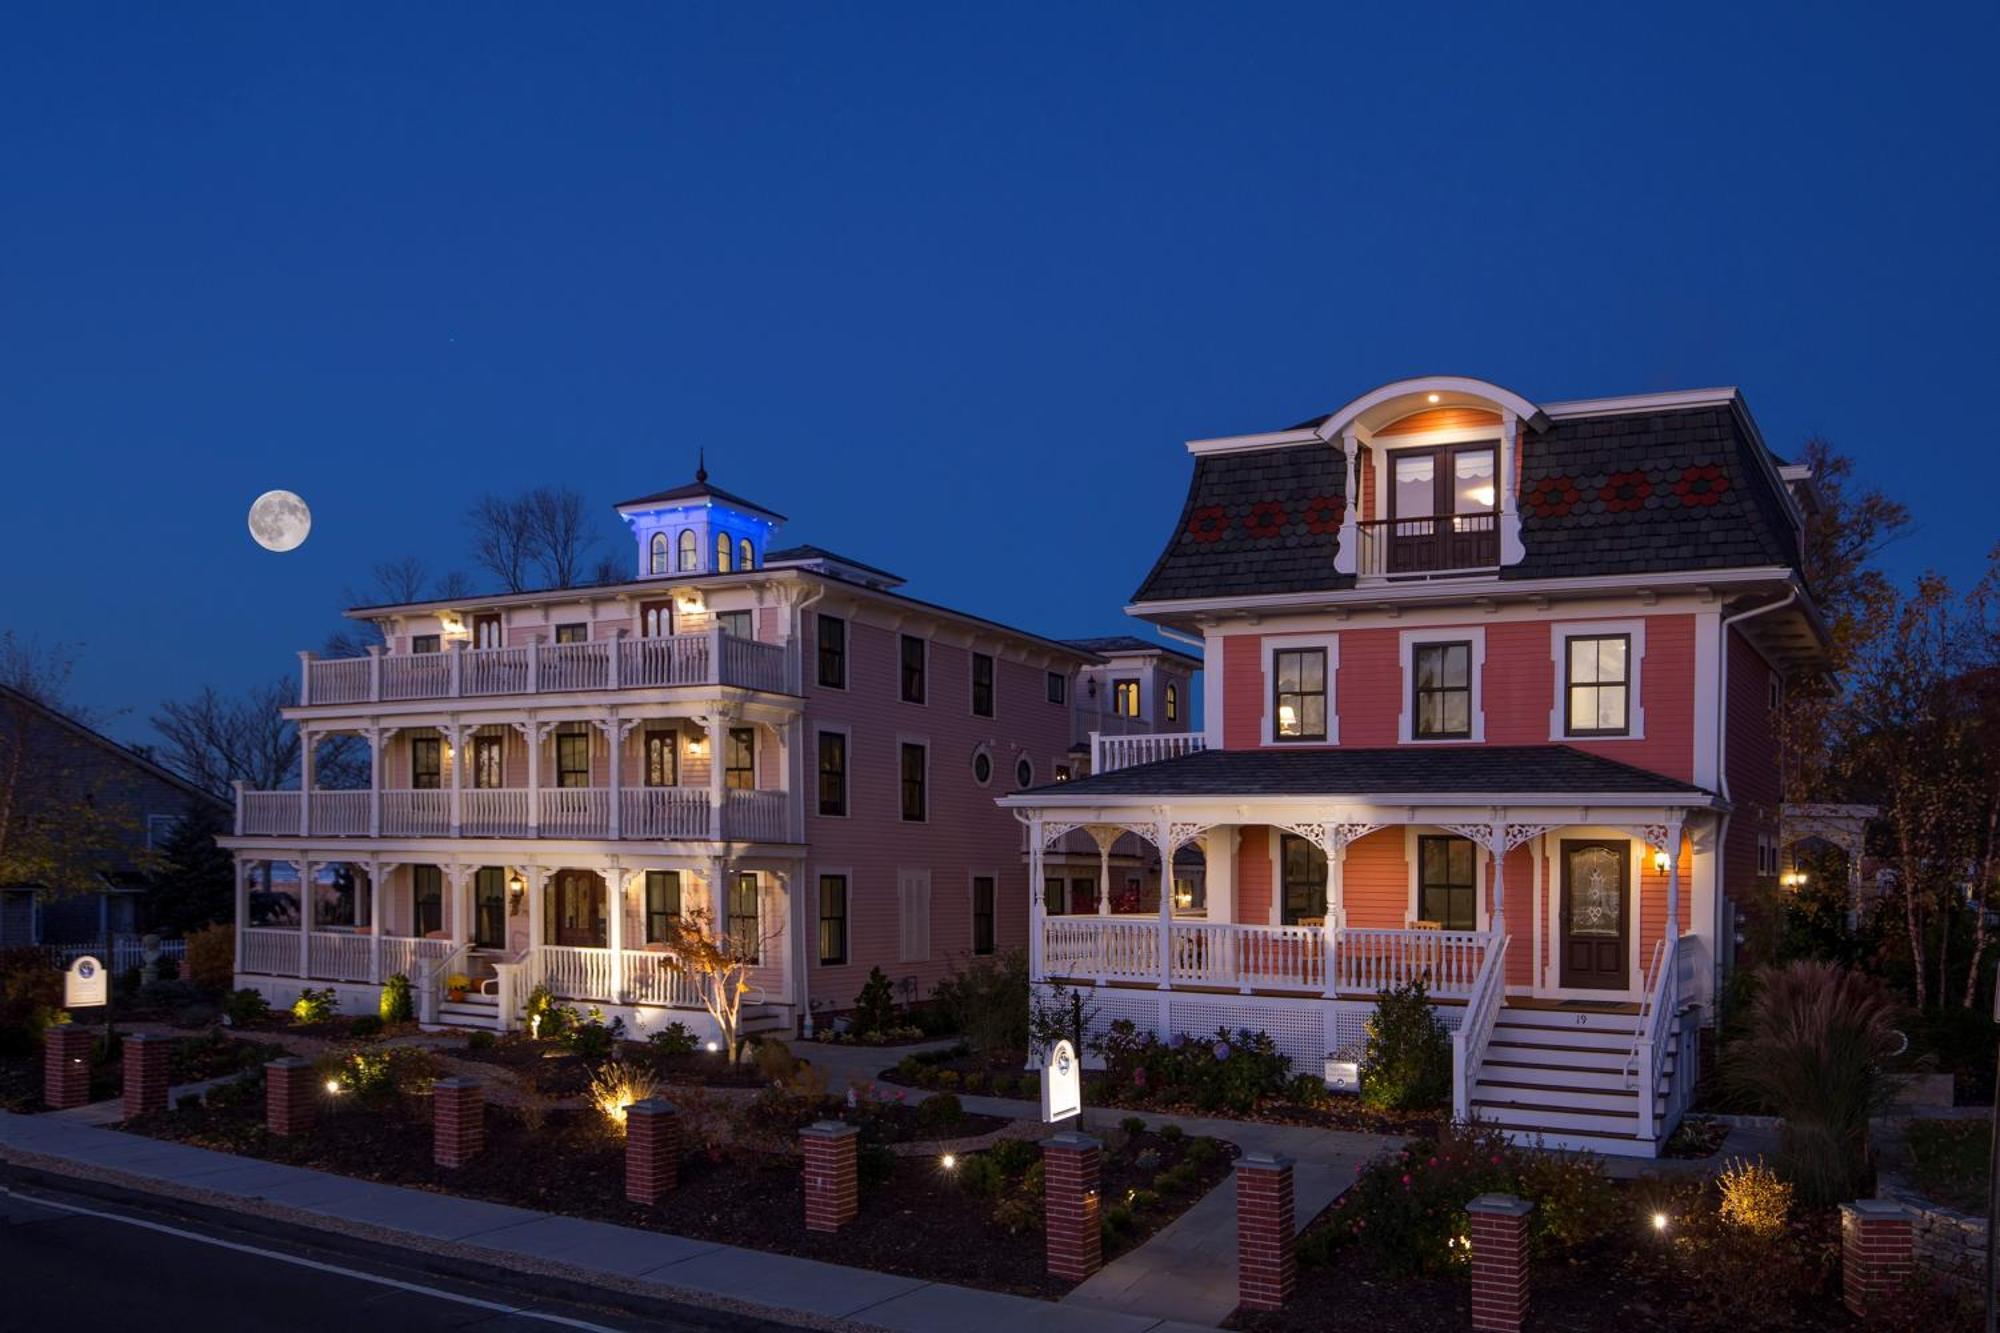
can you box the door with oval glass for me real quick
[1559,839,1629,990]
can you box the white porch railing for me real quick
[44,936,187,973]
[623,949,702,1007]
[623,788,710,839]
[538,788,610,838]
[302,631,797,705]
[381,789,450,836]
[462,788,532,837]
[1090,730,1209,774]
[718,634,789,694]
[460,645,532,696]
[620,634,710,688]
[309,791,370,835]
[379,652,452,699]
[540,944,616,1002]
[1042,917,1496,999]
[379,935,453,981]
[724,788,789,842]
[1626,935,1680,1141]
[240,927,297,976]
[307,656,372,704]
[307,931,373,983]
[240,791,301,835]
[1450,934,1510,1121]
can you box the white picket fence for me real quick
[44,936,187,974]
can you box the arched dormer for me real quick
[678,529,698,571]
[649,531,670,575]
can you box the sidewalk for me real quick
[0,1109,1214,1333]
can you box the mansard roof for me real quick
[1018,744,1712,801]
[1130,388,1803,606]
[1060,635,1204,668]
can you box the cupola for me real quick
[615,453,787,579]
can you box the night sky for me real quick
[4,4,1995,747]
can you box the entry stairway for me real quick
[430,990,790,1040]
[1468,1002,1685,1158]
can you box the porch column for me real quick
[1322,831,1342,1001]
[773,869,794,1007]
[367,863,383,983]
[605,863,624,1003]
[1155,815,1173,990]
[526,866,550,954]
[367,726,382,837]
[1488,817,1507,935]
[295,859,311,978]
[447,721,464,837]
[1665,815,1685,942]
[298,728,314,836]
[706,714,728,840]
[525,720,543,836]
[606,717,625,841]
[445,863,473,948]
[232,858,248,974]
[1027,818,1047,981]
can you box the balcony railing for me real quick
[1090,730,1208,774]
[300,630,794,707]
[233,782,787,842]
[1354,513,1498,577]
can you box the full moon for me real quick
[248,490,312,552]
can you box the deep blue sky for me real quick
[4,3,1995,746]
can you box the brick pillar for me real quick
[265,1057,316,1136]
[433,1077,484,1168]
[626,1099,681,1205]
[42,1026,94,1110]
[121,1032,173,1120]
[1236,1152,1296,1311]
[1840,1199,1913,1318]
[800,1120,858,1233]
[1467,1193,1534,1333]
[1043,1132,1103,1280]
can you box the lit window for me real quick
[677,529,697,571]
[1165,682,1179,724]
[739,537,754,571]
[1273,649,1326,741]
[411,737,442,790]
[649,531,670,575]
[729,874,760,961]
[725,727,755,790]
[715,532,732,572]
[1565,635,1630,736]
[1112,679,1140,717]
[644,729,677,787]
[1412,642,1473,739]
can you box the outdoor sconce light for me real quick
[685,735,707,757]
[1652,847,1671,874]
[507,871,525,914]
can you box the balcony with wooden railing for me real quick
[1353,513,1498,578]
[232,782,796,843]
[1089,730,1208,775]
[298,628,794,707]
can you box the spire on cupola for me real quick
[695,448,708,484]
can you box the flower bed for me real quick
[126,1072,1229,1298]
[879,1044,1042,1099]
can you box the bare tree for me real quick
[587,554,626,586]
[468,494,539,593]
[432,569,476,599]
[526,486,594,589]
[152,679,302,801]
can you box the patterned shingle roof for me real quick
[1129,445,1347,603]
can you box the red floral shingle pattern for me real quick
[1523,476,1582,518]
[1599,471,1653,513]
[1673,464,1730,506]
[1242,501,1288,540]
[1301,495,1344,533]
[1187,505,1230,544]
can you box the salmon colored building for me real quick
[999,375,1825,1156]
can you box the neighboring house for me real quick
[0,683,226,948]
[998,376,1826,1156]
[217,467,1156,1040]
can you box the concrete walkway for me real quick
[0,1109,1214,1333]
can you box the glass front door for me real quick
[1560,840,1629,990]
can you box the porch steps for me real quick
[1468,1002,1680,1158]
[436,993,500,1030]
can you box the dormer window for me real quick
[649,532,670,575]
[715,532,733,573]
[1383,443,1498,574]
[677,529,697,571]
[738,537,754,571]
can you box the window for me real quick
[738,537,754,571]
[1412,641,1473,739]
[900,635,926,703]
[554,622,587,644]
[1768,674,1782,711]
[971,749,992,785]
[725,727,755,790]
[1273,648,1327,741]
[900,742,927,821]
[639,600,673,638]
[971,876,996,955]
[1044,876,1066,915]
[1172,873,1206,916]
[817,732,847,816]
[473,735,504,789]
[817,614,847,688]
[971,653,995,716]
[1165,682,1179,724]
[644,729,678,787]
[1279,835,1327,926]
[1417,835,1477,930]
[473,867,507,949]
[145,814,179,850]
[715,532,733,572]
[1386,443,1500,573]
[714,609,751,638]
[1112,679,1140,717]
[728,874,760,961]
[677,529,697,571]
[649,531,670,575]
[818,875,848,964]
[411,865,444,936]
[411,737,442,790]
[1564,634,1631,737]
[473,613,503,649]
[411,634,441,655]
[1015,756,1034,789]
[555,727,591,788]
[1054,764,1071,782]
[644,870,681,943]
[897,870,931,962]
[1047,671,1067,704]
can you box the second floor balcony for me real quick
[1353,513,1499,578]
[299,630,793,707]
[235,784,794,843]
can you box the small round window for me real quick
[1015,756,1034,789]
[972,750,993,785]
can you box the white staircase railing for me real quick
[1624,935,1679,1142]
[416,941,471,1026]
[1450,934,1509,1122]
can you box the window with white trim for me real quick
[1399,627,1484,743]
[1564,634,1631,737]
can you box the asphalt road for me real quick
[0,1173,798,1333]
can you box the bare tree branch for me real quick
[525,486,594,589]
[151,678,301,800]
[468,494,538,593]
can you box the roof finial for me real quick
[695,447,708,484]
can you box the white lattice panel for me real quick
[1169,997,1326,1075]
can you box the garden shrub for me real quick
[1329,1125,1523,1276]
[348,1014,384,1038]
[0,949,65,1055]
[523,985,576,1041]
[1158,1121,1184,1142]
[223,988,269,1026]
[1514,1148,1620,1251]
[647,1021,698,1056]
[378,972,414,1024]
[856,1141,896,1192]
[564,1008,624,1062]
[1358,978,1450,1111]
[989,1138,1037,1175]
[1028,980,1099,1057]
[324,1045,441,1105]
[1726,960,1898,1204]
[930,951,1029,1054]
[1103,1203,1134,1234]
[183,923,235,992]
[290,986,337,1024]
[1716,1156,1793,1240]
[1094,1021,1294,1113]
[956,1153,1006,1197]
[916,1091,965,1134]
[206,1067,264,1110]
[993,1194,1041,1234]
[1119,1115,1146,1137]
[754,1038,800,1083]
[588,1059,662,1130]
[852,967,897,1036]
[465,1029,495,1051]
[1134,1147,1161,1173]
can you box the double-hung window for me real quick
[971,876,996,955]
[411,737,443,789]
[472,867,507,949]
[412,865,444,936]
[472,735,504,789]
[1046,671,1067,705]
[900,635,926,703]
[1272,648,1327,741]
[555,727,591,787]
[728,874,760,961]
[1565,634,1631,737]
[1279,835,1326,926]
[817,614,846,688]
[725,727,755,790]
[714,609,751,638]
[971,652,995,717]
[411,634,441,655]
[817,732,847,816]
[818,875,848,964]
[644,871,681,943]
[1417,835,1477,930]
[900,742,927,821]
[1412,641,1473,739]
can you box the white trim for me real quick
[1403,826,1490,932]
[1398,626,1485,744]
[897,632,930,706]
[1183,428,1328,456]
[1202,633,1226,744]
[1691,609,1721,789]
[1132,565,1803,619]
[1548,618,1647,741]
[970,742,995,788]
[969,649,996,720]
[1012,753,1037,792]
[1539,829,1644,999]
[1259,632,1340,746]
[1540,387,1738,418]
[810,863,852,967]
[1311,377,1542,444]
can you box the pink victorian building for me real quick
[999,376,1824,1155]
[219,468,1181,1041]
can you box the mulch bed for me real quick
[126,1090,1230,1297]
[1081,1076,1443,1137]
[450,1035,772,1097]
[0,1030,275,1112]
[877,1045,1043,1099]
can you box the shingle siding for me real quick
[1130,445,1349,604]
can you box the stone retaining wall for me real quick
[1901,1195,1986,1290]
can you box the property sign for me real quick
[1041,1039,1081,1123]
[64,955,107,1009]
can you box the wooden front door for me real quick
[472,613,504,649]
[639,600,674,638]
[1559,840,1630,990]
[549,871,606,948]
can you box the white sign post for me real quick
[64,955,108,1010]
[1041,1038,1081,1124]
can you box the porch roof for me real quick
[1011,744,1714,803]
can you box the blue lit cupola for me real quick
[616,452,787,579]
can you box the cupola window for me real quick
[649,531,670,575]
[677,529,697,571]
[715,532,733,572]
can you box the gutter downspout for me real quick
[790,582,826,1038]
[1712,585,1799,1001]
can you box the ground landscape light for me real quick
[325,1079,342,1095]
[1652,1212,1669,1232]
[940,1153,957,1170]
